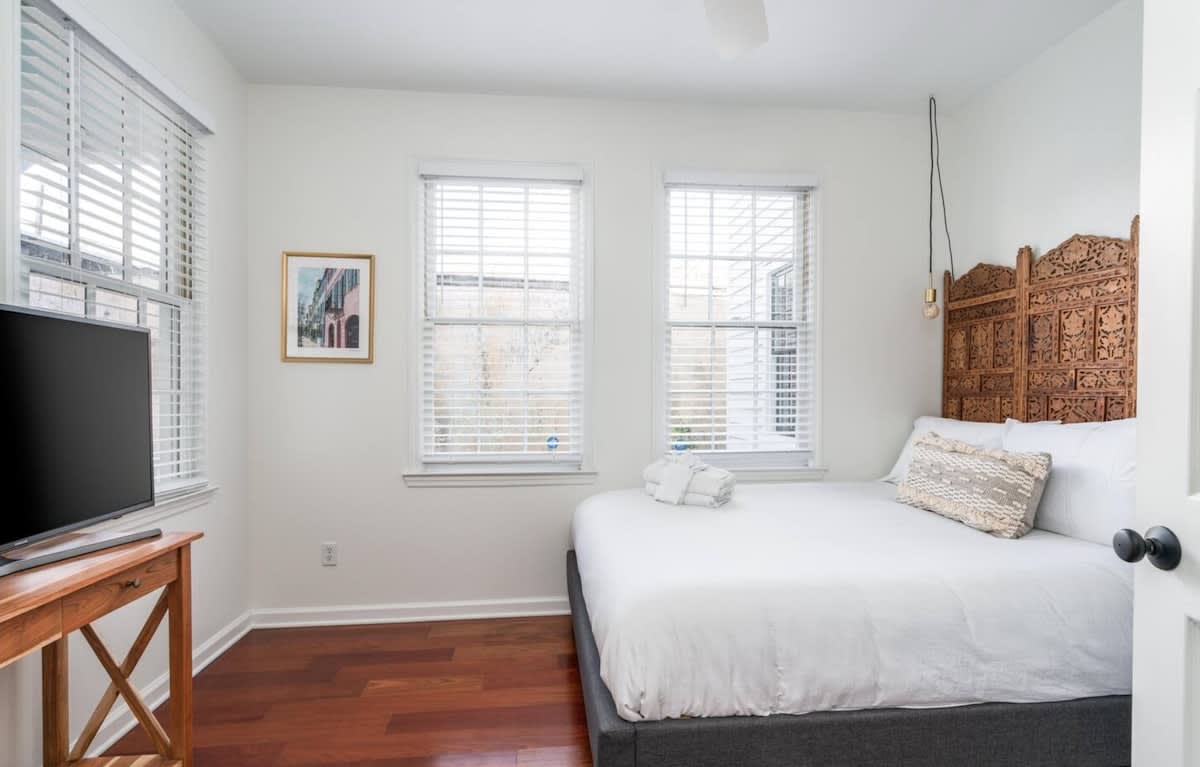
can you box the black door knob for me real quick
[1113,526,1182,571]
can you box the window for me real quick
[18,2,207,493]
[663,176,817,468]
[418,164,587,471]
[769,265,796,434]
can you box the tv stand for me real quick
[0,531,201,767]
[0,529,163,577]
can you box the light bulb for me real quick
[922,285,939,319]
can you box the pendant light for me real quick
[925,95,955,319]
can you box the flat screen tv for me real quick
[0,304,161,576]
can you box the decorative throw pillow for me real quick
[897,433,1052,539]
[883,416,1009,484]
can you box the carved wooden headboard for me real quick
[942,216,1138,424]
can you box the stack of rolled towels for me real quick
[643,453,736,508]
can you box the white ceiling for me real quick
[176,0,1122,111]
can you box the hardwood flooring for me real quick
[107,616,591,766]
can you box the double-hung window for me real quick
[18,2,208,494]
[417,163,587,473]
[662,174,817,470]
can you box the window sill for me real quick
[88,484,220,534]
[403,470,598,488]
[733,466,828,483]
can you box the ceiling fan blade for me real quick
[704,0,768,60]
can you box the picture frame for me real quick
[281,252,375,363]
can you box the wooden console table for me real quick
[0,532,202,767]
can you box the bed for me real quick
[568,219,1139,767]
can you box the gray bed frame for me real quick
[567,551,1130,767]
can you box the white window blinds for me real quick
[664,182,816,466]
[420,170,586,467]
[18,2,207,493]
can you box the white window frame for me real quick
[653,169,826,481]
[404,158,595,487]
[11,0,213,500]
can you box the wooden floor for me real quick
[108,616,591,767]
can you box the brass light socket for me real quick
[924,287,937,304]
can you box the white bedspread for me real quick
[572,482,1132,722]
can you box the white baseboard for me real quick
[90,608,254,756]
[251,596,570,629]
[86,595,569,755]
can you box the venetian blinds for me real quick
[664,181,817,467]
[18,2,208,492]
[420,168,586,467]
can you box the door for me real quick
[1132,0,1200,764]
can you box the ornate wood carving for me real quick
[1031,233,1130,282]
[1047,396,1103,423]
[942,259,1017,424]
[1028,313,1057,364]
[980,374,1012,393]
[1059,308,1094,363]
[993,319,1015,368]
[948,298,1016,324]
[943,216,1138,424]
[946,375,979,394]
[1028,370,1074,392]
[948,263,1017,302]
[962,397,999,423]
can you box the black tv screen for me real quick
[0,304,154,550]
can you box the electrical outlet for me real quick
[320,541,337,567]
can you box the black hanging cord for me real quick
[928,96,956,281]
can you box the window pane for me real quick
[664,184,812,460]
[92,287,138,325]
[27,272,84,315]
[17,3,207,490]
[422,175,583,463]
[20,151,71,249]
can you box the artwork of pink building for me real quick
[299,267,362,348]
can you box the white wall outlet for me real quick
[320,541,338,567]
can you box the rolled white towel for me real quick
[644,482,731,508]
[643,457,736,498]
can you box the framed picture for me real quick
[281,252,375,363]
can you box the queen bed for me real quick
[568,220,1140,767]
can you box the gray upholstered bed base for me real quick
[567,551,1130,767]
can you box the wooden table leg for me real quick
[41,638,68,767]
[167,544,193,767]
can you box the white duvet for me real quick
[571,482,1132,722]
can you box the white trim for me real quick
[403,469,597,487]
[90,608,253,757]
[29,0,215,133]
[663,169,817,189]
[252,596,570,629]
[417,158,583,182]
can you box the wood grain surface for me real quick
[107,616,591,767]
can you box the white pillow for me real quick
[1001,419,1136,545]
[883,416,1008,483]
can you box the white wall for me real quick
[0,2,249,765]
[947,0,1143,268]
[246,87,940,614]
